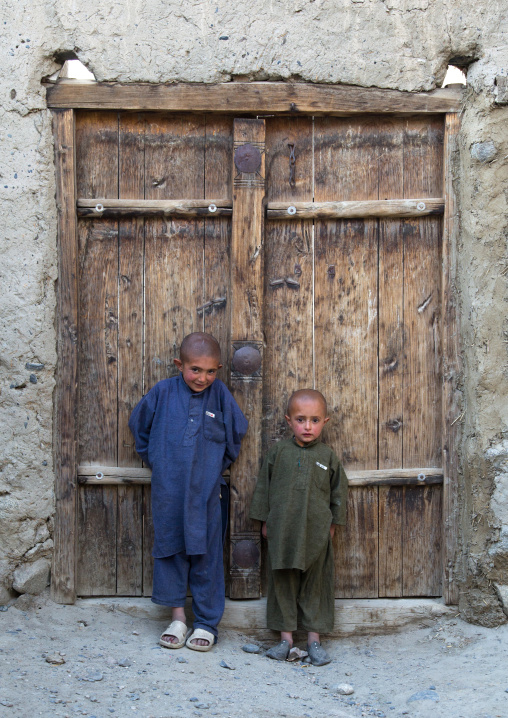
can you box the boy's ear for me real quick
[284,414,291,424]
[323,416,330,424]
[174,358,182,371]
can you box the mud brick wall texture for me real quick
[0,0,507,624]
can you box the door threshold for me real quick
[76,597,456,637]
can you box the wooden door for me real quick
[61,109,454,600]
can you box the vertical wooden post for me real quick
[229,119,266,599]
[51,110,78,604]
[442,113,461,605]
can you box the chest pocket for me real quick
[204,410,226,443]
[313,461,331,493]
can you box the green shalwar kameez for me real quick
[249,438,348,633]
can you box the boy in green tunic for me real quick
[249,389,348,666]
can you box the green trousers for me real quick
[266,537,335,634]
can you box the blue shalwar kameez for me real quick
[129,374,248,636]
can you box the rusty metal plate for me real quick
[232,540,260,569]
[232,346,262,375]
[234,143,262,173]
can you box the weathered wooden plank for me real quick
[378,119,404,469]
[116,485,143,595]
[334,487,379,598]
[229,119,266,599]
[116,113,146,596]
[314,217,379,466]
[75,111,119,598]
[77,486,117,595]
[402,117,443,467]
[118,113,145,468]
[78,198,232,218]
[442,113,461,605]
[203,116,233,385]
[143,114,205,392]
[267,198,444,219]
[314,117,379,467]
[51,109,79,604]
[403,486,443,596]
[263,116,314,448]
[76,111,119,466]
[379,486,403,597]
[377,120,405,597]
[46,82,461,114]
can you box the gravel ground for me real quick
[1,592,507,718]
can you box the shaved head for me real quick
[287,389,328,416]
[180,332,221,363]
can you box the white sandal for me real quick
[185,628,215,652]
[159,620,191,649]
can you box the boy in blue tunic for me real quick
[129,333,248,651]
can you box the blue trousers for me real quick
[151,485,228,638]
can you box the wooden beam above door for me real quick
[46,81,461,114]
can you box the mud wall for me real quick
[0,0,507,622]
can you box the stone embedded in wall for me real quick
[486,440,508,526]
[494,584,508,618]
[470,140,497,163]
[495,76,508,104]
[12,558,50,595]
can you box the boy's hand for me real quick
[262,522,267,539]
[329,524,336,538]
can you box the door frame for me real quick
[48,81,462,605]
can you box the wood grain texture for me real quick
[334,487,379,598]
[379,486,403,597]
[47,82,461,114]
[263,117,314,449]
[229,119,266,599]
[77,486,117,595]
[442,113,461,605]
[266,198,443,219]
[51,109,79,604]
[403,486,443,596]
[143,114,205,392]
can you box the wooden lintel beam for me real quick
[46,81,461,114]
[77,198,232,218]
[267,198,444,219]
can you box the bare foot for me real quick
[188,637,211,647]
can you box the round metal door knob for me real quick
[232,540,260,569]
[234,143,262,173]
[232,346,262,375]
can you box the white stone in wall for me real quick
[12,558,50,595]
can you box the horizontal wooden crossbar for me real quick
[77,198,444,220]
[77,198,232,218]
[46,81,461,114]
[77,465,443,487]
[267,199,444,219]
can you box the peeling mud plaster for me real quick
[0,0,508,625]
